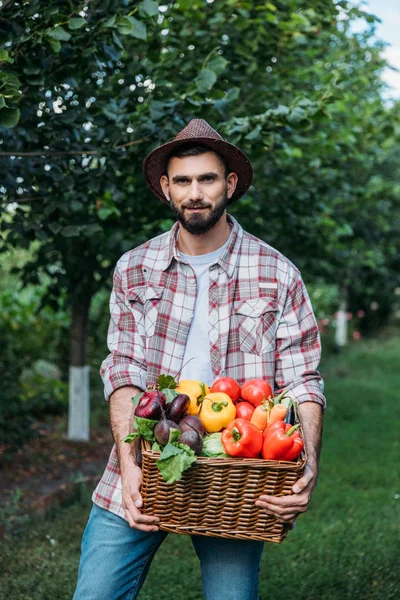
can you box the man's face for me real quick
[160,151,237,235]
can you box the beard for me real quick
[168,188,229,235]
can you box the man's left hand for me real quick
[255,462,318,523]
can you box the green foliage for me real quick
[0,263,69,447]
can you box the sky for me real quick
[355,0,400,98]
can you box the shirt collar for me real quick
[161,214,243,278]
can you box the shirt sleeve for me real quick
[100,260,147,401]
[274,269,326,409]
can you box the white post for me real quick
[68,365,90,441]
[335,287,348,348]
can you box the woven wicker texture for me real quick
[142,118,253,205]
[141,441,306,543]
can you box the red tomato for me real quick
[235,401,255,421]
[240,379,273,407]
[210,377,241,404]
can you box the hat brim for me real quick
[142,137,253,204]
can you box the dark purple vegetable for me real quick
[154,419,181,446]
[179,415,205,437]
[135,390,166,420]
[179,430,203,455]
[166,394,191,423]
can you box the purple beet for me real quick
[166,394,191,423]
[154,419,181,446]
[179,415,205,437]
[179,430,203,455]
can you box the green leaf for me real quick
[152,441,162,453]
[158,374,177,390]
[195,69,217,93]
[131,392,143,407]
[207,55,228,75]
[134,416,158,442]
[168,427,181,443]
[0,96,6,109]
[140,0,159,17]
[116,16,134,35]
[130,17,147,40]
[287,106,308,124]
[48,37,61,53]
[116,16,146,39]
[68,17,87,30]
[61,225,81,237]
[0,107,20,129]
[23,66,41,75]
[83,224,103,236]
[103,15,117,28]
[0,50,13,64]
[47,27,71,41]
[149,100,166,121]
[163,389,179,404]
[122,432,140,444]
[156,442,197,484]
[245,124,262,141]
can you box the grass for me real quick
[1,335,400,599]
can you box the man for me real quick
[73,119,325,600]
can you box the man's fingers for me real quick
[123,497,160,531]
[132,491,143,508]
[292,469,313,494]
[257,492,310,508]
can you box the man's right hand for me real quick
[121,457,160,532]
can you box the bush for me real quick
[0,285,69,448]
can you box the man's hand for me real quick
[255,462,318,523]
[121,456,160,532]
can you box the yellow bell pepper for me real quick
[198,392,236,433]
[176,380,210,415]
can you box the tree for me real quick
[1,0,398,436]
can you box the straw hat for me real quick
[142,118,253,204]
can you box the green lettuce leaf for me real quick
[122,416,158,444]
[156,442,197,484]
[201,433,229,458]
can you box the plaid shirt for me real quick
[93,214,325,518]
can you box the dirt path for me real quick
[0,416,113,532]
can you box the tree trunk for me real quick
[68,297,91,441]
[335,285,348,349]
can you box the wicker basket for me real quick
[141,440,306,543]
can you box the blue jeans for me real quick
[73,503,264,600]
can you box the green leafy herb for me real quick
[156,442,197,484]
[158,374,177,390]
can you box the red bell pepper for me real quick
[221,418,263,458]
[262,421,304,461]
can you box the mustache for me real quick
[182,202,211,209]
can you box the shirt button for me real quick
[189,278,196,285]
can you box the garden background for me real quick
[1,1,399,598]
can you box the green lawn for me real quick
[1,336,400,600]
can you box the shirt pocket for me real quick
[233,297,278,355]
[127,285,164,338]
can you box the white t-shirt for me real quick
[178,234,231,386]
